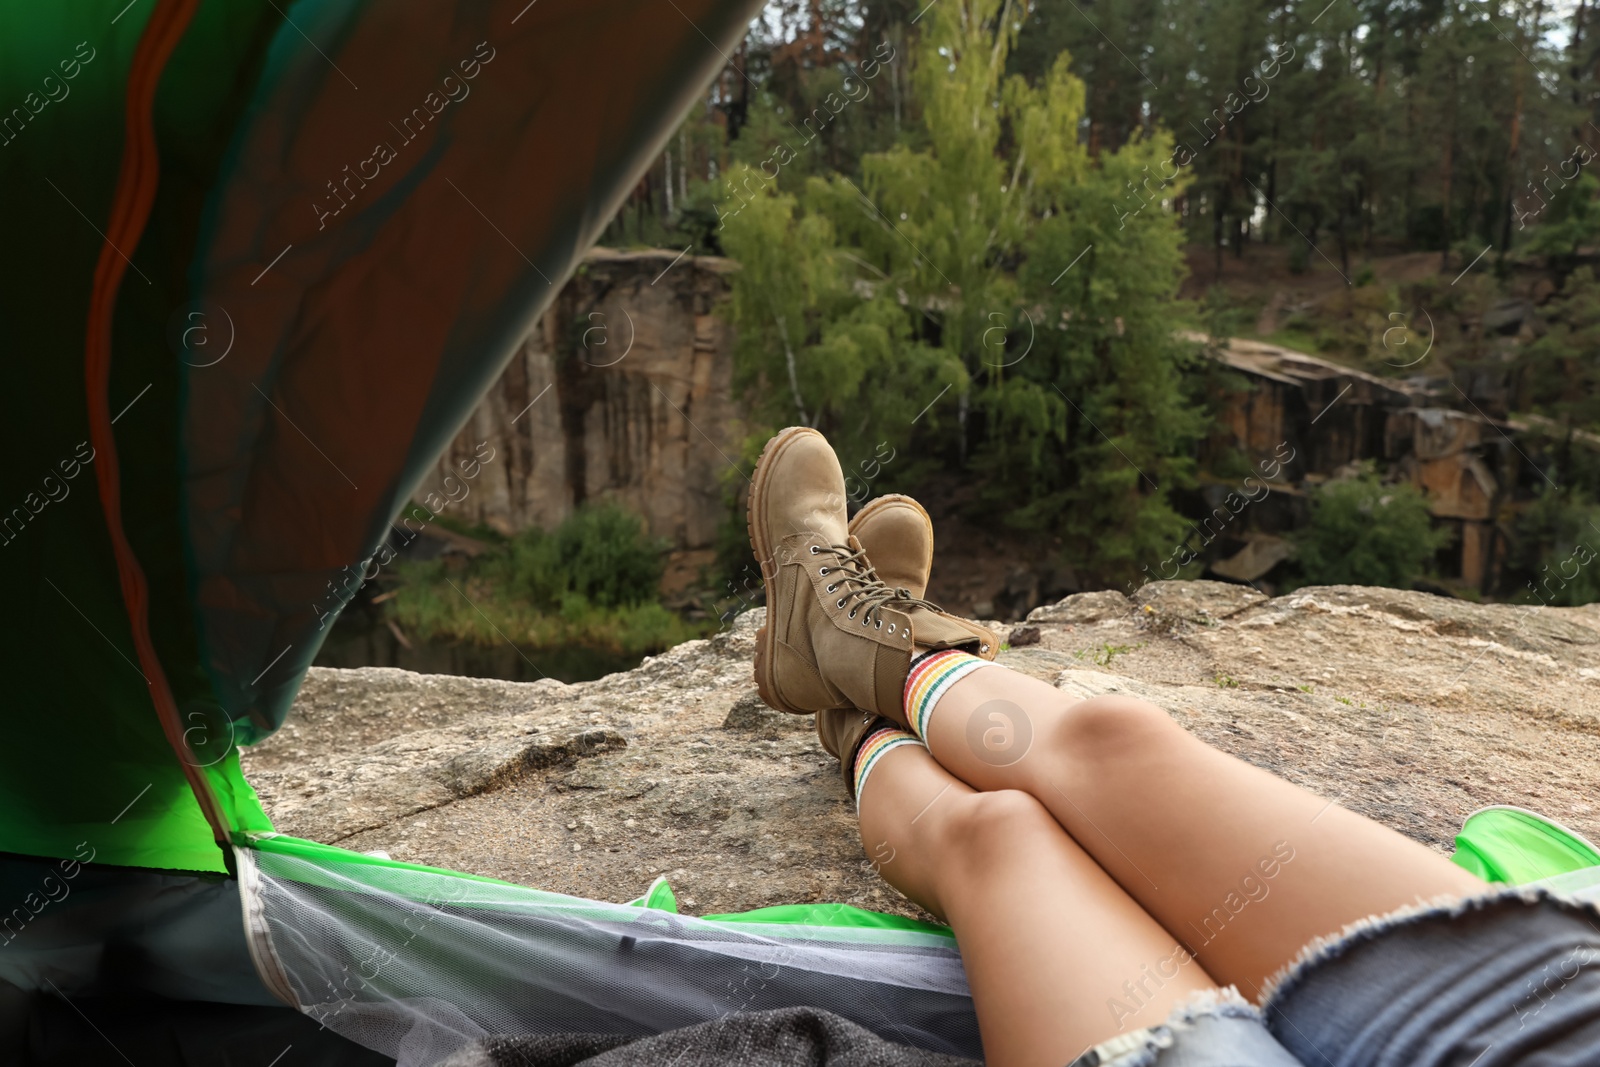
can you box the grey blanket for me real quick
[432,1007,981,1067]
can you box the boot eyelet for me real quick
[837,598,847,608]
[887,624,897,634]
[875,619,883,629]
[826,583,837,593]
[819,567,829,576]
[810,546,820,555]
[848,608,858,619]
[861,615,870,626]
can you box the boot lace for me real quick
[813,543,943,627]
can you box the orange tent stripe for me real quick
[83,0,231,851]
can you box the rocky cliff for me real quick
[423,250,1580,612]
[426,247,739,567]
[242,581,1600,919]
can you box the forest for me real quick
[583,0,1600,607]
[355,0,1600,684]
[614,0,1600,272]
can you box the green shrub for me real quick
[1527,172,1600,258]
[1514,489,1600,607]
[1292,468,1451,589]
[491,502,665,610]
[386,503,697,655]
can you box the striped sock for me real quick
[853,726,921,808]
[904,649,993,740]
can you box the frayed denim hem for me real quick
[1258,883,1600,1015]
[1069,987,1263,1067]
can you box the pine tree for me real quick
[721,0,1203,587]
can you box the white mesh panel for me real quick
[1542,865,1600,903]
[239,846,980,1067]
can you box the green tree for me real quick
[1518,264,1600,438]
[1292,468,1450,588]
[1515,489,1600,607]
[721,0,1203,587]
[1526,172,1600,258]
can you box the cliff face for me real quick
[243,581,1600,920]
[1201,338,1526,591]
[427,248,740,554]
[425,250,1576,606]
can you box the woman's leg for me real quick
[853,732,1221,1067]
[910,658,1486,1001]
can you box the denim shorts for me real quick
[1071,882,1600,1067]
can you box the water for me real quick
[313,604,645,684]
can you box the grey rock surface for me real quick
[242,581,1600,919]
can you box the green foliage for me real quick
[1292,468,1451,589]
[1007,0,1585,261]
[1526,173,1600,258]
[1519,266,1600,434]
[1514,489,1600,607]
[1075,642,1143,667]
[719,181,965,466]
[498,503,666,610]
[720,0,1203,587]
[386,504,700,654]
[1201,285,1251,341]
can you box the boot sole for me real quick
[747,426,826,716]
[848,493,934,600]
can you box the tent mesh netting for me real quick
[239,837,984,1066]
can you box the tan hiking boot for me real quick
[816,492,990,791]
[748,428,995,725]
[816,708,890,797]
[848,494,933,599]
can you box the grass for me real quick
[1075,642,1144,667]
[386,569,705,655]
[384,503,708,657]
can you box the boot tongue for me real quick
[906,609,992,653]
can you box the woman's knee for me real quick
[930,788,1061,862]
[1042,694,1184,767]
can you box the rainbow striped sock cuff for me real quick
[904,649,991,740]
[853,726,920,807]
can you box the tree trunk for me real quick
[1213,187,1224,280]
[1403,93,1416,250]
[1441,123,1454,270]
[1500,3,1539,255]
[1573,0,1589,116]
[1335,200,1349,278]
[1266,123,1279,244]
[1234,121,1246,258]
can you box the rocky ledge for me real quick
[241,582,1600,919]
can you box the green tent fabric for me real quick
[628,872,956,937]
[0,4,989,1062]
[1450,806,1600,885]
[5,3,1594,1062]
[0,0,759,874]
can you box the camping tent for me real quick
[0,2,979,1063]
[2,3,1597,1065]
